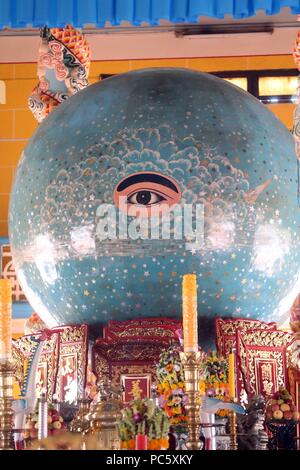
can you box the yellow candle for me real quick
[228,349,236,401]
[0,279,12,361]
[182,274,198,352]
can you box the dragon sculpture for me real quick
[237,395,268,450]
[28,24,91,123]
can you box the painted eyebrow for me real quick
[117,173,179,193]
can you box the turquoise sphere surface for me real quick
[9,68,300,345]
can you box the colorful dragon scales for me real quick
[29,24,91,123]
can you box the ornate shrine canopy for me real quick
[0,0,300,29]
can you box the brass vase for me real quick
[85,379,122,450]
[69,398,91,435]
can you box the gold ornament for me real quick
[85,379,123,450]
[180,351,204,450]
[0,360,15,450]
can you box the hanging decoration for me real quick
[29,24,91,123]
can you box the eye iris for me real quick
[136,191,152,205]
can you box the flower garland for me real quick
[156,346,188,427]
[117,398,170,450]
[203,351,228,389]
[202,351,230,417]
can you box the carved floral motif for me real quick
[236,329,294,400]
[215,317,277,356]
[93,318,181,390]
[12,325,88,402]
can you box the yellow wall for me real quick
[0,54,296,237]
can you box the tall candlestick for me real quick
[228,349,236,401]
[0,361,15,450]
[180,351,203,450]
[38,394,48,441]
[0,279,12,362]
[182,274,198,353]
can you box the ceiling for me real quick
[0,6,299,36]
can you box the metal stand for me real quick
[0,360,15,450]
[228,409,238,450]
[180,351,203,450]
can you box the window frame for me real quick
[212,69,299,104]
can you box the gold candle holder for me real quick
[69,398,91,435]
[180,351,203,450]
[85,379,123,450]
[0,360,15,450]
[228,402,238,451]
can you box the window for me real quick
[258,76,297,96]
[213,69,299,104]
[223,77,248,92]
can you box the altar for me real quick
[1,1,300,454]
[3,309,297,451]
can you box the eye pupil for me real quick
[136,191,152,205]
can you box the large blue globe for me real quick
[9,68,300,346]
